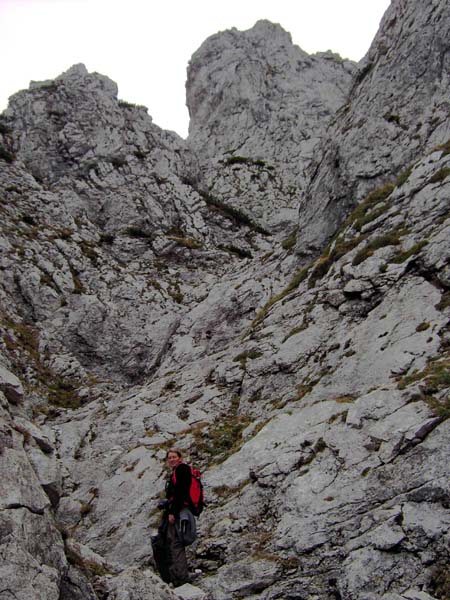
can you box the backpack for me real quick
[176,507,197,545]
[172,464,205,517]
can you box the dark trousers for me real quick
[166,522,189,586]
[152,518,189,587]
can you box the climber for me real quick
[152,448,193,587]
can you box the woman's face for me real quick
[167,452,182,469]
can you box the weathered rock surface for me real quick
[296,0,450,254]
[187,20,356,233]
[0,405,67,600]
[0,1,449,599]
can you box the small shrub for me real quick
[361,183,395,206]
[416,322,430,332]
[1,316,86,414]
[286,265,310,291]
[118,100,146,110]
[148,279,162,291]
[135,149,148,160]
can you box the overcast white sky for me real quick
[1,0,391,138]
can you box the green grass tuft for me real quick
[193,414,251,464]
[352,230,405,266]
[167,235,203,250]
[282,230,297,251]
[389,240,428,264]
[397,352,450,418]
[233,349,263,369]
[428,168,450,185]
[435,139,450,156]
[201,191,270,236]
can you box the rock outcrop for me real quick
[0,1,449,599]
[187,20,356,232]
[296,0,450,254]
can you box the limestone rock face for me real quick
[296,0,450,254]
[0,1,449,599]
[0,404,68,600]
[187,20,356,232]
[0,63,267,384]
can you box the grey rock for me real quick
[174,583,209,600]
[402,591,439,600]
[187,20,355,233]
[59,565,98,600]
[201,558,281,599]
[296,0,450,253]
[0,1,449,599]
[0,507,66,600]
[98,567,179,599]
[0,362,24,404]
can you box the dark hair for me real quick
[166,448,183,459]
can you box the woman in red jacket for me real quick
[153,448,192,587]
